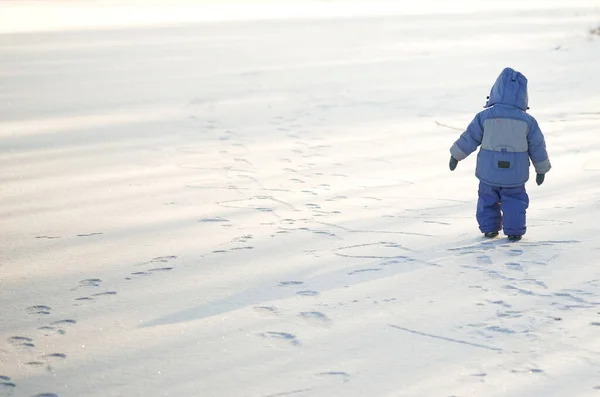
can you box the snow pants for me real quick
[476,182,529,236]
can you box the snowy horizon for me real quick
[0,0,597,33]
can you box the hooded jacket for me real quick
[450,67,551,187]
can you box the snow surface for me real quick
[1,1,600,396]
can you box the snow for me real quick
[1,1,600,396]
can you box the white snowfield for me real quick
[1,1,600,396]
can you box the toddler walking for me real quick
[449,67,551,241]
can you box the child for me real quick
[449,67,551,241]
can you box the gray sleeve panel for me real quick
[482,118,529,153]
[533,158,552,174]
[450,143,468,161]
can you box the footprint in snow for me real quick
[0,375,16,390]
[299,311,332,326]
[505,262,523,271]
[496,310,522,318]
[485,325,516,334]
[92,292,117,297]
[347,268,382,275]
[279,281,303,286]
[150,255,177,263]
[78,278,102,287]
[257,332,300,346]
[32,394,60,397]
[254,306,280,317]
[24,361,46,369]
[7,336,34,348]
[41,353,67,365]
[508,249,524,257]
[199,217,229,223]
[26,305,51,315]
[126,267,173,280]
[316,371,350,383]
[38,320,77,336]
[471,372,487,377]
[297,290,319,297]
[74,292,117,304]
[510,368,544,374]
[476,255,493,265]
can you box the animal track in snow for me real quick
[32,393,60,397]
[27,305,51,315]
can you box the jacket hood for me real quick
[484,67,529,111]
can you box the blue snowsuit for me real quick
[449,67,551,236]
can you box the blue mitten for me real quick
[449,156,458,171]
[536,173,545,186]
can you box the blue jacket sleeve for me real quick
[527,118,551,174]
[450,114,484,161]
